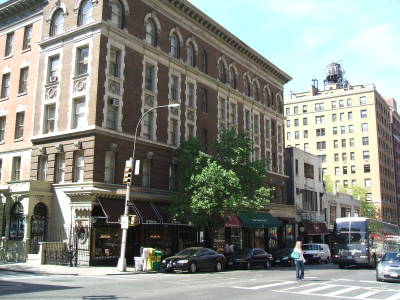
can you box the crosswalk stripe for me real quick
[233,281,293,290]
[383,293,400,300]
[353,290,383,299]
[297,284,337,294]
[324,286,360,297]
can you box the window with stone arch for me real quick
[78,0,93,26]
[276,93,284,114]
[244,75,251,97]
[170,33,180,58]
[187,42,196,67]
[111,0,124,28]
[217,59,227,83]
[9,202,24,241]
[145,19,157,46]
[264,86,272,107]
[253,81,260,102]
[229,66,237,89]
[50,8,64,36]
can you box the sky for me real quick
[187,0,400,106]
[1,0,399,106]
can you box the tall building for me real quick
[0,0,291,264]
[385,98,400,224]
[0,0,45,260]
[284,63,397,224]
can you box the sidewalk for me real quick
[0,262,141,276]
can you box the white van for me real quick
[302,243,331,264]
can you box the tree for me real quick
[171,130,271,247]
[324,175,334,193]
[351,185,378,219]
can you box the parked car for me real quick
[270,248,294,267]
[376,252,400,282]
[227,248,273,270]
[160,247,225,273]
[302,243,331,264]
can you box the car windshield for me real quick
[383,252,400,262]
[175,248,199,257]
[303,244,319,251]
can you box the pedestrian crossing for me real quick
[233,279,400,300]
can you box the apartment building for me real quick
[0,0,291,264]
[285,147,328,243]
[0,0,46,260]
[386,98,400,224]
[284,63,397,224]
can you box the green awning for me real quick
[238,211,281,228]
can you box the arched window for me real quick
[78,0,93,26]
[9,202,24,241]
[111,0,123,28]
[50,9,64,36]
[145,19,157,46]
[30,203,47,253]
[229,67,237,89]
[244,76,251,97]
[201,50,208,73]
[253,82,259,102]
[217,60,226,83]
[264,87,271,107]
[170,33,179,58]
[187,42,195,67]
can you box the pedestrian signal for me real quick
[129,215,139,226]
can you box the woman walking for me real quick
[292,241,306,280]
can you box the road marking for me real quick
[233,281,293,290]
[324,286,360,296]
[297,284,337,294]
[353,290,383,299]
[383,293,400,300]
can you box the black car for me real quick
[160,247,225,273]
[270,248,294,267]
[227,248,273,269]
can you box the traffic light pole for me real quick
[117,103,180,272]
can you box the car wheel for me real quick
[246,261,252,270]
[264,260,271,269]
[215,261,223,272]
[189,262,197,273]
[338,264,345,269]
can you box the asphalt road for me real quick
[1,264,400,300]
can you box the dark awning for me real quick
[302,222,329,235]
[97,198,134,223]
[132,201,162,224]
[238,211,281,228]
[224,215,242,228]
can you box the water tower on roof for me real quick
[324,62,349,89]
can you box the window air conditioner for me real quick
[111,98,119,107]
[50,76,58,83]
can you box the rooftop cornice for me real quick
[0,0,45,19]
[166,0,292,85]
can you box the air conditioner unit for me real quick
[50,76,58,83]
[111,98,119,107]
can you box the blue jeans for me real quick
[295,260,304,280]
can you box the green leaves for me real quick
[171,129,271,228]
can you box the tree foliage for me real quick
[351,185,378,219]
[171,130,271,245]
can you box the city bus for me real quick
[332,217,400,268]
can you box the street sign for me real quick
[120,215,129,229]
[134,160,140,175]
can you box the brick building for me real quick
[1,0,291,264]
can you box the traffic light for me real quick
[123,166,132,185]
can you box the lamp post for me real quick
[117,103,180,272]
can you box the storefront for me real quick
[92,197,197,264]
[298,222,329,244]
[237,211,281,251]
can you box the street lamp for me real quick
[117,103,180,272]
